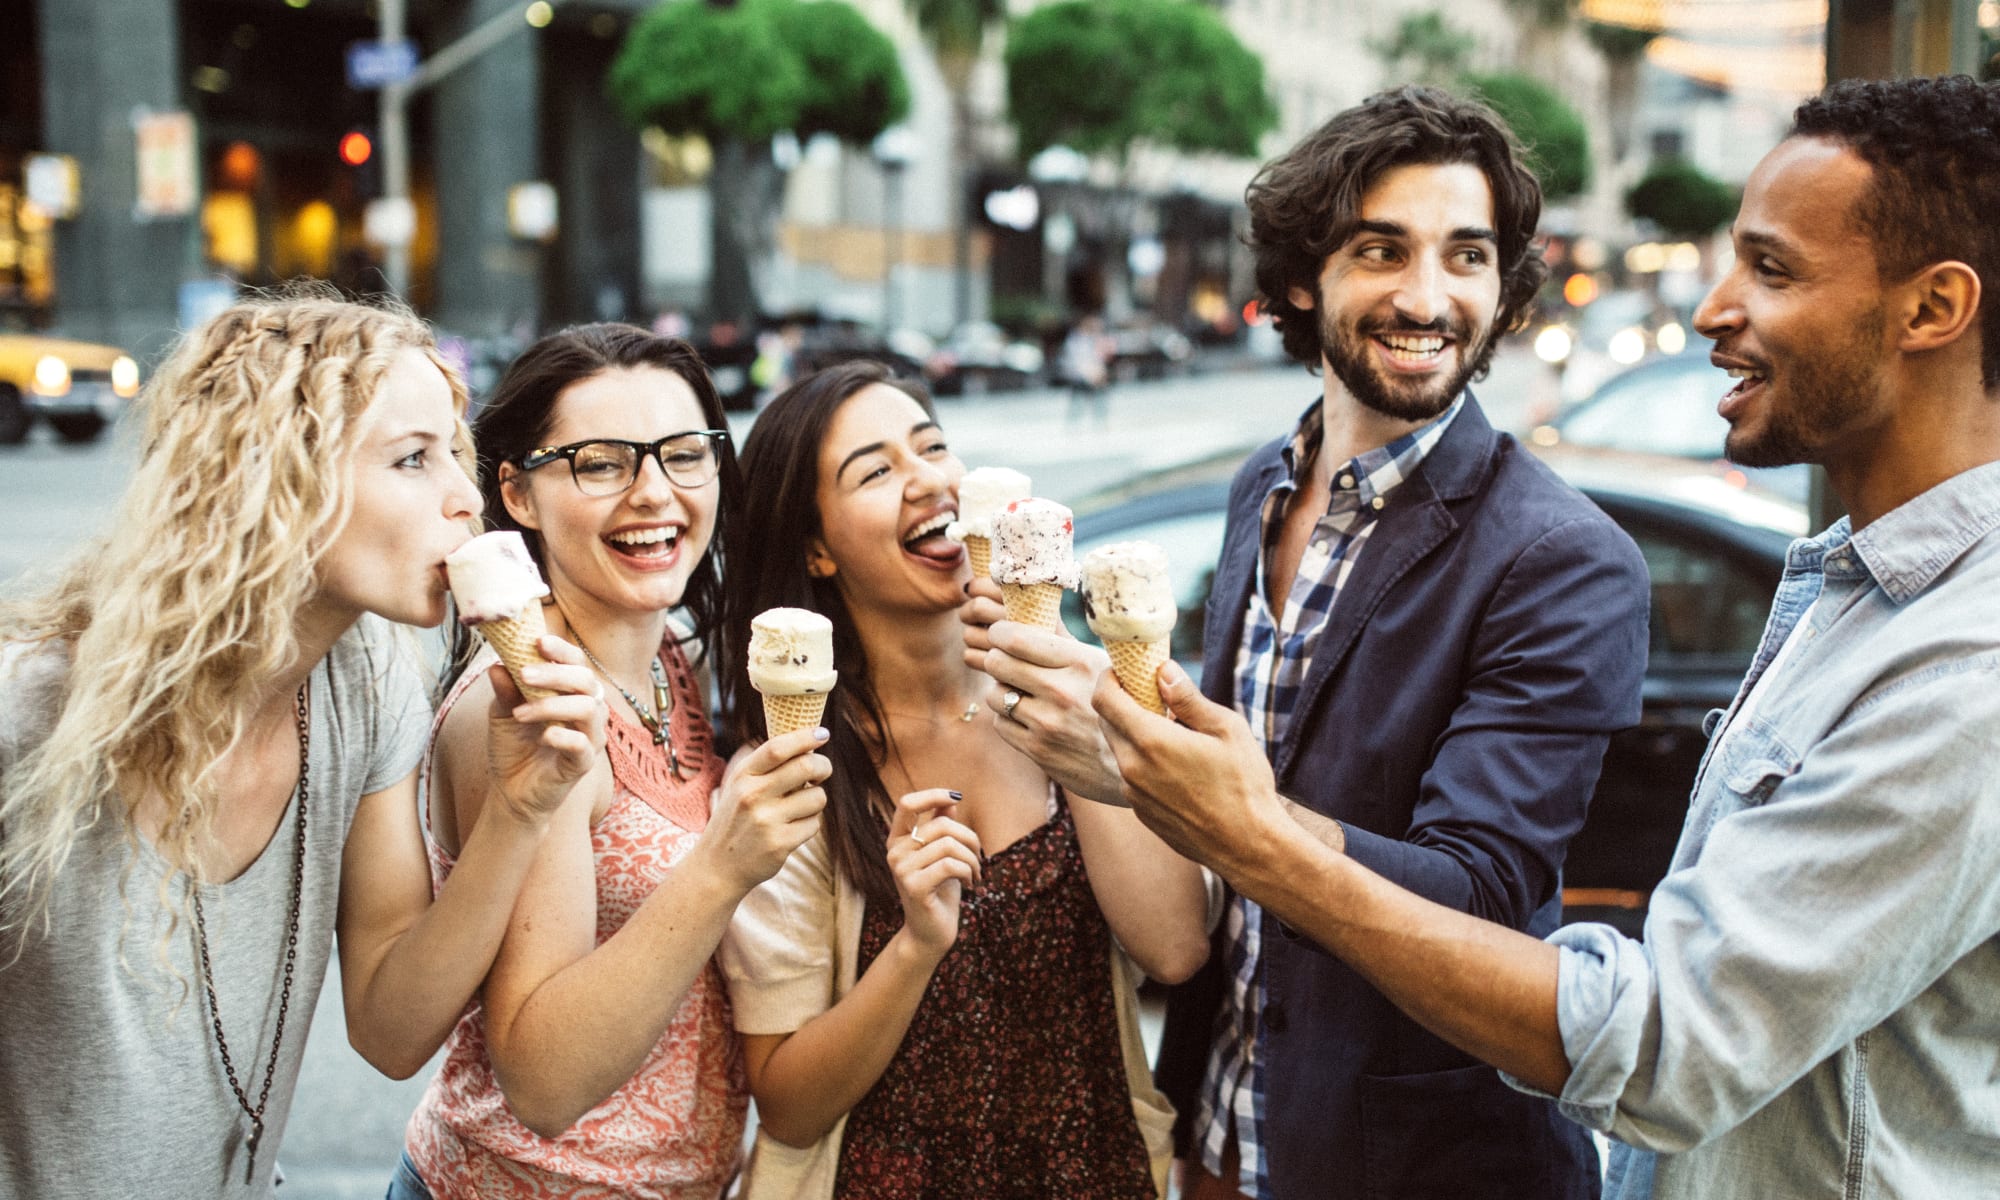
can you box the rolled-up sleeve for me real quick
[1513,661,2000,1153]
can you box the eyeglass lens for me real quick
[569,436,718,495]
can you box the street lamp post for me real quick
[873,125,917,332]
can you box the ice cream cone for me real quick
[965,534,992,581]
[1002,580,1065,631]
[478,603,557,700]
[1106,638,1171,717]
[763,690,829,738]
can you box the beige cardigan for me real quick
[718,821,1183,1200]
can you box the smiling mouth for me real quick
[903,510,962,564]
[1724,366,1769,398]
[1370,331,1454,369]
[606,526,681,560]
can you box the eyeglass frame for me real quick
[518,430,731,494]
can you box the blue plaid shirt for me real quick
[1196,395,1462,1196]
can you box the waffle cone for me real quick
[1106,638,1172,717]
[965,534,992,581]
[762,690,829,738]
[477,604,557,700]
[1001,581,1065,631]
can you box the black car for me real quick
[1062,453,1793,937]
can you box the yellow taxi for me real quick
[0,331,142,444]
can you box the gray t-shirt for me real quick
[0,617,431,1199]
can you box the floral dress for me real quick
[833,797,1154,1199]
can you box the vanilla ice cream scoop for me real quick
[945,466,1033,543]
[446,531,550,625]
[1081,541,1176,642]
[748,607,838,695]
[989,497,1078,588]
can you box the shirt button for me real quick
[1339,474,1355,489]
[1264,1001,1289,1034]
[1370,496,1385,511]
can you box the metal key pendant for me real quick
[245,1121,262,1184]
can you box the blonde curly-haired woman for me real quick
[0,289,607,1200]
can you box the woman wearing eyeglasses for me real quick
[395,325,831,1199]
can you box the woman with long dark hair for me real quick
[395,324,830,1198]
[717,360,1212,1199]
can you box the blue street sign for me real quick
[346,39,419,90]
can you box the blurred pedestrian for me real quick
[966,86,1647,1200]
[0,288,607,1200]
[1096,73,2000,1200]
[394,326,829,1198]
[716,361,1211,1199]
[1063,313,1113,426]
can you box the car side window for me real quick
[1067,511,1227,680]
[1624,524,1770,660]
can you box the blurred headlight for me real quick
[33,354,71,396]
[1533,326,1573,365]
[111,355,142,398]
[1655,323,1687,356]
[1608,327,1647,365]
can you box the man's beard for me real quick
[1722,308,1882,469]
[1322,312,1497,422]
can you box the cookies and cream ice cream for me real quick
[749,607,837,737]
[1081,541,1176,643]
[989,498,1078,588]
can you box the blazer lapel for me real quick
[1272,399,1499,782]
[1201,450,1286,706]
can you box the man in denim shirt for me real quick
[1098,74,2000,1198]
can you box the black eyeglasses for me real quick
[520,430,729,496]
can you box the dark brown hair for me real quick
[1791,75,2000,389]
[1248,84,1549,370]
[718,359,934,905]
[447,323,741,688]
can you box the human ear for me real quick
[1288,284,1317,311]
[498,461,540,532]
[805,537,837,579]
[1898,261,1981,356]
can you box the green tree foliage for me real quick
[1626,158,1738,237]
[608,0,909,322]
[1462,70,1591,201]
[1005,0,1277,162]
[1371,11,1477,87]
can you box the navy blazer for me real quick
[1157,397,1649,1199]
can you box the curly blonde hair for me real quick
[0,284,470,948]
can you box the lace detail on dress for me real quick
[604,636,714,833]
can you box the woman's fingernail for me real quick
[813,727,830,743]
[947,790,963,801]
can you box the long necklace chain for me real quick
[191,683,308,1184]
[574,637,680,774]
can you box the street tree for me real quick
[906,0,1008,325]
[1005,0,1275,161]
[1625,157,1737,238]
[609,0,909,324]
[1371,11,1478,89]
[1462,70,1591,201]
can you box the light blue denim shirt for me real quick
[1515,459,2000,1199]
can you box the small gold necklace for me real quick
[883,701,982,723]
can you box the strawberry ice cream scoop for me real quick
[446,531,551,625]
[989,498,1078,588]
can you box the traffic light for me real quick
[339,129,380,198]
[339,130,372,167]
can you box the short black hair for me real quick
[1791,75,2000,388]
[1246,85,1548,370]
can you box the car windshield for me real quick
[1558,359,1732,459]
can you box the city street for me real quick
[0,347,1547,1198]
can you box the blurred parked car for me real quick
[0,332,143,444]
[925,321,1045,396]
[1061,447,1792,938]
[1536,289,1691,405]
[1531,352,1812,521]
[1106,318,1193,382]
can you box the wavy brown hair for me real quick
[1248,84,1549,371]
[0,284,467,950]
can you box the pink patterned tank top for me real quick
[403,635,747,1199]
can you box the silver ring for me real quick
[1001,690,1023,719]
[910,824,928,846]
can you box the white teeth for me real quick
[1726,368,1767,381]
[609,527,679,546]
[1380,335,1445,354]
[905,511,955,542]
